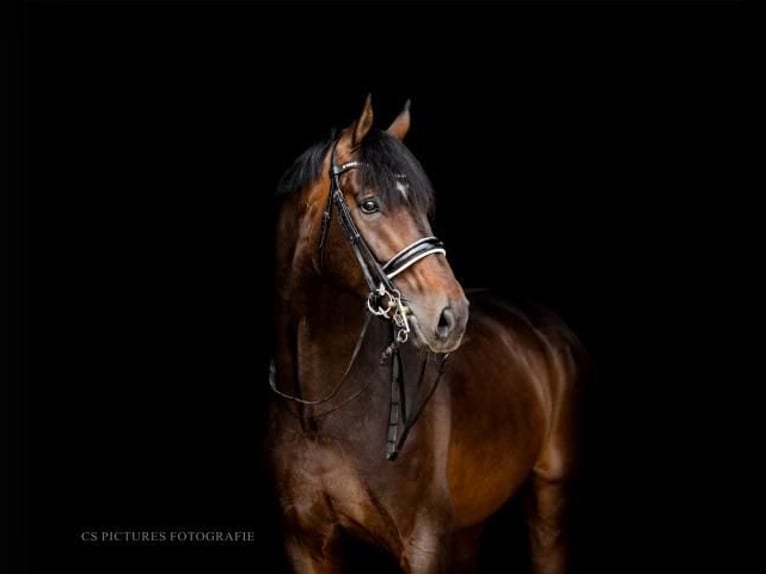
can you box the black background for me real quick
[22,2,745,573]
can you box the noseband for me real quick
[317,139,446,343]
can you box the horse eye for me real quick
[360,199,380,214]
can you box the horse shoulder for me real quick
[445,307,550,527]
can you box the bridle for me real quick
[317,138,446,344]
[270,136,450,460]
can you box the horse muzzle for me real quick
[407,295,469,354]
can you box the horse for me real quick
[267,96,582,574]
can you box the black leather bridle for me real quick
[317,138,446,344]
[271,137,450,460]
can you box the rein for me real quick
[271,137,449,460]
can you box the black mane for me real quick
[276,138,331,199]
[276,129,435,215]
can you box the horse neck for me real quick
[273,190,389,408]
[277,275,393,413]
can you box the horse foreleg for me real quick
[448,523,484,574]
[526,477,568,574]
[398,520,451,574]
[283,528,342,574]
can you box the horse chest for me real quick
[282,438,386,530]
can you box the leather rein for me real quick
[270,138,449,460]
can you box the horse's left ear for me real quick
[351,94,374,146]
[386,99,411,141]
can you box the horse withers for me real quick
[267,96,582,574]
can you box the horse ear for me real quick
[386,99,411,141]
[351,94,374,146]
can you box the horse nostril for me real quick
[436,307,455,340]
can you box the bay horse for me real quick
[267,96,582,574]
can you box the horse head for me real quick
[301,96,469,354]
